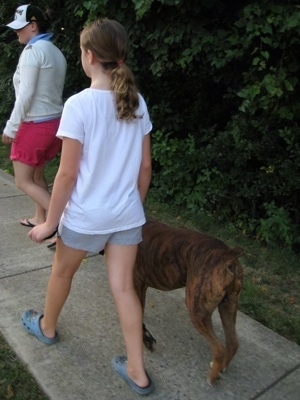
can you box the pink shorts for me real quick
[10,119,62,167]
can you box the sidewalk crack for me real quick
[250,363,300,399]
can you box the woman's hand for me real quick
[2,134,14,145]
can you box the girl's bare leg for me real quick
[40,238,87,338]
[105,243,149,388]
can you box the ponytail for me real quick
[80,19,140,121]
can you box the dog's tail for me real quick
[218,247,244,369]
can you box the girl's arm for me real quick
[137,133,152,203]
[28,137,82,242]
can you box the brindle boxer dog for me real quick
[133,219,243,384]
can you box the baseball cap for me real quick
[6,4,47,30]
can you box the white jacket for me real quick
[4,39,67,138]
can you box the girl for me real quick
[22,19,153,396]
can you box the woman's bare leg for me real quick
[105,243,149,388]
[31,165,49,223]
[13,161,51,225]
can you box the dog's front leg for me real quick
[134,275,157,351]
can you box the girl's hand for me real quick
[28,223,57,243]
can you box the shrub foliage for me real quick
[0,0,299,249]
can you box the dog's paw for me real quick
[143,327,157,351]
[207,377,214,387]
[209,361,226,373]
[144,337,156,351]
[209,361,224,383]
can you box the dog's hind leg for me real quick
[218,293,240,371]
[218,261,243,371]
[186,298,226,384]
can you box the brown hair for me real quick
[27,5,51,33]
[80,19,140,120]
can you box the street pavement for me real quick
[0,168,299,400]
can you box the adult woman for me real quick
[2,4,67,227]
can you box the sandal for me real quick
[20,219,36,228]
[43,226,58,240]
[112,355,153,395]
[47,239,57,249]
[21,309,59,345]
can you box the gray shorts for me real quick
[58,224,142,253]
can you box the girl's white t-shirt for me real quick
[57,89,152,234]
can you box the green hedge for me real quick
[0,0,299,249]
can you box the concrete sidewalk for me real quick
[0,168,299,400]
